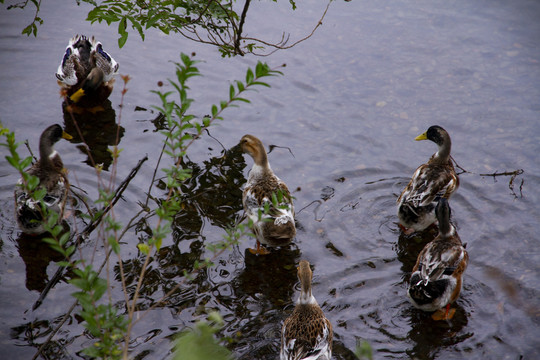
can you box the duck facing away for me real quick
[407,198,468,320]
[397,125,459,234]
[240,134,296,255]
[14,124,72,235]
[281,260,333,360]
[56,35,119,108]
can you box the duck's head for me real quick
[435,197,454,238]
[297,260,317,305]
[415,125,452,161]
[240,134,268,166]
[41,124,72,146]
[39,125,72,166]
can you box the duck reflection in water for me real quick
[396,226,438,275]
[16,232,65,292]
[226,247,299,358]
[405,304,471,360]
[62,99,124,171]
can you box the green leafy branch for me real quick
[2,0,336,57]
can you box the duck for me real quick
[240,134,296,255]
[407,198,468,320]
[281,260,333,360]
[14,124,72,235]
[397,125,459,234]
[56,35,119,108]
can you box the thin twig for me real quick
[268,144,295,158]
[31,299,78,360]
[31,208,145,360]
[479,169,524,177]
[250,0,332,56]
[451,156,525,197]
[24,139,38,162]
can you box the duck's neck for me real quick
[433,136,451,164]
[249,144,271,177]
[297,288,317,306]
[297,276,317,306]
[438,221,455,239]
[38,139,63,173]
[254,142,269,168]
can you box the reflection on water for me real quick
[62,99,125,171]
[227,247,300,359]
[405,307,471,360]
[16,233,64,292]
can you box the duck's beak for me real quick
[69,88,85,103]
[62,131,73,140]
[415,131,428,141]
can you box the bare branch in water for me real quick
[451,156,525,198]
[268,144,295,158]
[479,169,524,177]
[297,200,327,222]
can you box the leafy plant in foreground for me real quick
[2,51,283,358]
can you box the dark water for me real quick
[1,1,539,359]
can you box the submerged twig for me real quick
[268,144,295,158]
[31,299,79,360]
[32,155,148,311]
[479,169,524,177]
[451,156,525,198]
[297,199,327,222]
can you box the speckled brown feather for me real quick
[282,307,333,358]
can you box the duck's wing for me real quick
[281,316,332,360]
[56,43,80,86]
[416,240,468,285]
[243,176,294,218]
[400,163,458,207]
[90,37,119,82]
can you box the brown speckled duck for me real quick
[408,198,468,320]
[397,125,459,234]
[56,35,119,108]
[281,260,333,360]
[240,134,295,255]
[14,124,72,235]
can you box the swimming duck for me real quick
[397,125,459,234]
[240,134,295,255]
[407,198,468,320]
[14,124,72,235]
[281,260,333,360]
[56,35,119,108]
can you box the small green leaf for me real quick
[246,68,254,84]
[138,243,150,255]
